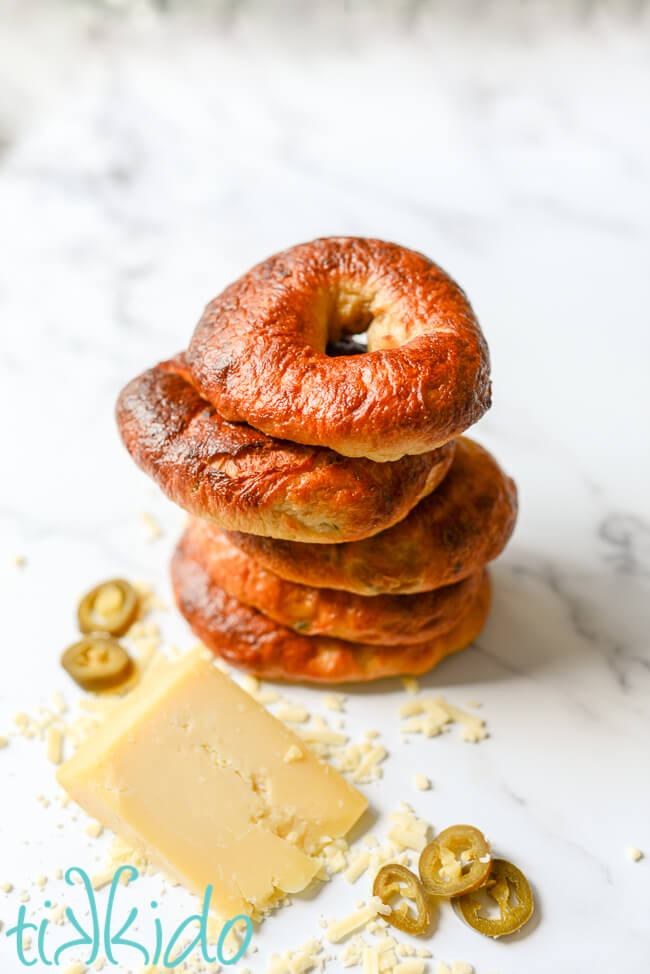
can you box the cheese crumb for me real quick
[351,745,387,783]
[399,695,487,742]
[344,851,370,884]
[240,674,259,696]
[63,964,87,974]
[277,703,310,724]
[626,845,644,862]
[401,677,419,695]
[363,945,379,974]
[0,737,8,749]
[394,962,424,974]
[377,954,394,972]
[300,726,348,747]
[283,745,304,764]
[387,805,430,852]
[413,774,430,791]
[326,898,389,943]
[287,938,322,973]
[85,822,104,838]
[49,903,66,925]
[90,869,115,891]
[452,964,474,974]
[52,691,68,716]
[266,954,289,974]
[323,694,346,712]
[46,728,63,765]
[1,882,13,893]
[140,512,162,541]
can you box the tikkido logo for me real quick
[5,866,253,968]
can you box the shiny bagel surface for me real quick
[171,530,492,683]
[187,237,491,461]
[184,517,483,646]
[227,437,517,594]
[116,356,455,543]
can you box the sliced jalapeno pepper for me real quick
[419,824,492,897]
[454,858,534,938]
[372,863,430,936]
[61,636,134,692]
[78,579,138,637]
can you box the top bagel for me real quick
[187,238,491,461]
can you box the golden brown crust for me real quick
[184,518,483,646]
[171,528,492,683]
[115,356,455,543]
[187,238,491,461]
[227,438,517,594]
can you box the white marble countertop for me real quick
[1,2,649,972]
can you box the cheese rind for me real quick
[57,651,367,918]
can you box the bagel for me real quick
[116,356,455,543]
[183,517,483,646]
[171,528,492,683]
[186,238,491,461]
[227,437,517,594]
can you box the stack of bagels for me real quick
[116,238,517,683]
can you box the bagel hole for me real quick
[329,284,405,351]
[325,337,367,357]
[310,283,406,354]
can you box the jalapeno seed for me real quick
[77,579,138,637]
[61,636,134,692]
[419,824,492,897]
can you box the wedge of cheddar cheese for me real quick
[57,650,367,918]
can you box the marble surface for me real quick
[1,2,649,972]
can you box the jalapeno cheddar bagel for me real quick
[183,517,483,646]
[186,237,491,461]
[171,526,492,684]
[115,237,515,684]
[226,438,517,594]
[116,356,455,543]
